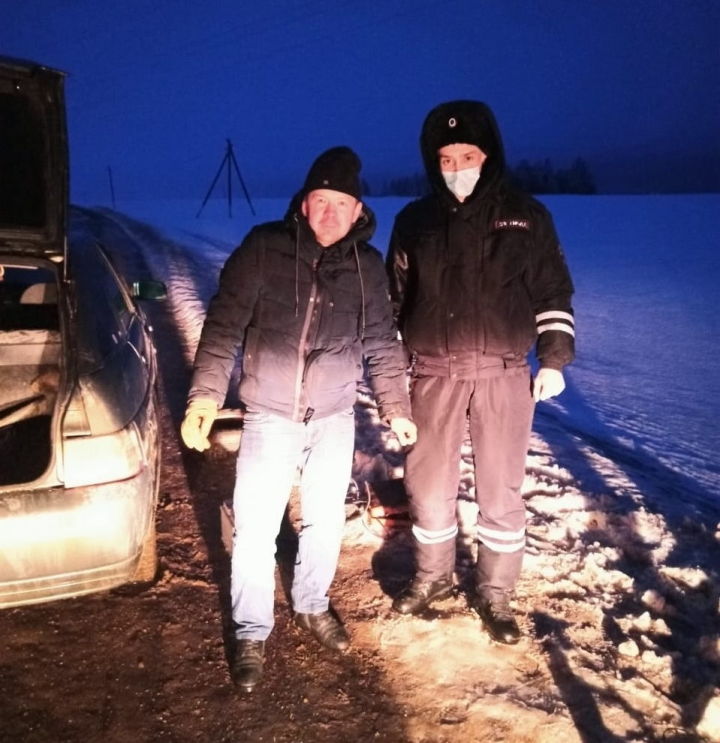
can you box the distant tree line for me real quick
[372,157,595,196]
[509,157,596,194]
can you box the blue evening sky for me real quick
[2,0,718,201]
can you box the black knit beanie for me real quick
[302,146,362,199]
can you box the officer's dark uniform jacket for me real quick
[188,196,411,424]
[387,101,575,376]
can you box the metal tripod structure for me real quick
[197,139,255,218]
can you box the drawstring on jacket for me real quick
[353,242,366,340]
[294,220,300,317]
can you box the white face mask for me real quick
[442,166,481,200]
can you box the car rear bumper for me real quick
[0,467,155,608]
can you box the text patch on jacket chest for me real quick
[492,218,531,231]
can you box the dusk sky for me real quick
[2,0,718,202]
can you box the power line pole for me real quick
[197,139,255,218]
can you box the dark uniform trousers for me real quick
[404,367,535,599]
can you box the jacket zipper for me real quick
[479,230,487,354]
[292,257,319,421]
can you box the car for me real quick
[0,56,166,608]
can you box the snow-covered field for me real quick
[82,193,720,740]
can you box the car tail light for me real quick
[62,423,144,488]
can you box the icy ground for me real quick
[62,195,720,741]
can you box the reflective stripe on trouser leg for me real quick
[405,376,472,581]
[412,523,459,544]
[291,409,355,615]
[476,523,526,553]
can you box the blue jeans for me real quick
[230,407,355,640]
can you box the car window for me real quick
[72,243,134,367]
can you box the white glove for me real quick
[533,368,565,402]
[180,398,218,451]
[390,417,417,446]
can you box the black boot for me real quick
[474,544,523,644]
[294,610,350,652]
[232,639,265,691]
[392,576,453,615]
[474,595,521,645]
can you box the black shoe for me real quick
[232,639,265,691]
[294,610,350,652]
[391,577,453,615]
[474,597,521,645]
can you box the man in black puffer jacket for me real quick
[387,101,575,644]
[181,146,416,691]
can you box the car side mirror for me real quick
[131,280,167,301]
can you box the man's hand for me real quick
[180,398,219,451]
[390,417,417,446]
[533,368,565,402]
